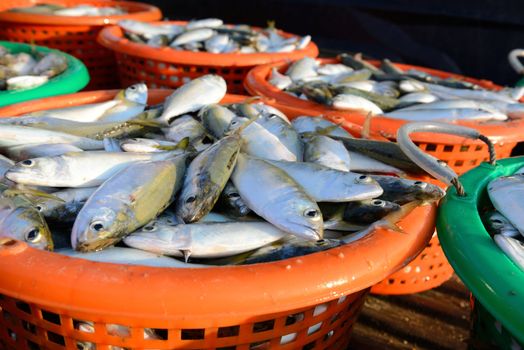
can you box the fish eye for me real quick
[315,239,326,246]
[35,204,44,212]
[143,223,156,231]
[129,85,137,90]
[414,181,427,188]
[492,219,502,224]
[267,114,278,119]
[25,229,41,243]
[356,175,372,184]
[372,199,385,207]
[90,221,105,232]
[231,120,239,126]
[228,192,240,199]
[20,159,34,167]
[186,196,196,203]
[304,208,320,218]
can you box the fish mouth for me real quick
[75,237,119,253]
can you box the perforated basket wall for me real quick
[371,234,454,295]
[0,289,368,350]
[97,22,319,94]
[0,0,162,90]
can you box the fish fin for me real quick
[153,137,190,151]
[378,200,422,234]
[267,20,276,30]
[103,137,121,152]
[127,119,163,128]
[5,188,65,203]
[137,109,162,120]
[313,123,343,136]
[181,249,191,263]
[113,89,126,101]
[361,112,373,140]
[242,96,263,104]
[223,116,258,137]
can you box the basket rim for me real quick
[437,156,524,344]
[0,0,162,26]
[0,90,435,324]
[97,21,319,67]
[0,40,89,107]
[244,58,524,145]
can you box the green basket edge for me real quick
[437,156,524,345]
[0,41,89,107]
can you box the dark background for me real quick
[140,0,524,86]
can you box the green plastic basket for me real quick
[0,41,89,107]
[437,157,524,349]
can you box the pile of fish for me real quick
[269,53,524,122]
[0,45,68,91]
[118,18,312,53]
[9,3,126,16]
[486,170,524,271]
[0,74,444,268]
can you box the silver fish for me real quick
[231,153,323,240]
[303,135,350,171]
[488,175,524,237]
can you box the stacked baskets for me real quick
[97,21,319,94]
[0,0,162,89]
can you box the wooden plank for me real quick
[348,275,471,350]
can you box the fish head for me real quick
[124,223,191,256]
[228,116,250,131]
[2,206,53,250]
[279,201,324,241]
[412,180,446,202]
[72,201,129,252]
[176,185,219,223]
[5,157,62,185]
[124,83,148,105]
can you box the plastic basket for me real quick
[0,90,435,350]
[437,157,524,348]
[97,22,319,94]
[0,0,162,90]
[0,41,89,107]
[245,58,521,175]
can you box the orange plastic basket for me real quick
[0,0,162,90]
[97,22,319,94]
[245,58,522,175]
[0,90,435,350]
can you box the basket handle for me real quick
[397,122,496,196]
[509,49,524,75]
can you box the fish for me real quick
[53,5,125,16]
[124,220,288,259]
[398,92,439,105]
[385,108,507,122]
[486,211,521,238]
[231,153,323,240]
[232,118,297,161]
[162,115,206,144]
[175,133,241,222]
[199,104,236,139]
[265,160,383,202]
[370,175,445,205]
[292,116,354,138]
[5,151,181,187]
[7,75,48,90]
[4,143,84,161]
[0,124,103,150]
[488,175,524,237]
[285,57,318,81]
[494,235,524,271]
[119,138,185,153]
[331,94,384,115]
[338,53,383,73]
[0,194,53,250]
[204,34,230,53]
[347,151,404,175]
[57,247,206,268]
[72,156,187,251]
[118,20,183,39]
[35,187,97,222]
[254,113,303,160]
[186,18,224,30]
[24,84,147,123]
[302,134,350,171]
[343,199,401,224]
[317,64,353,76]
[31,53,67,78]
[216,181,251,217]
[158,75,227,124]
[269,67,293,90]
[171,28,216,47]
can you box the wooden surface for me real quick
[348,275,473,350]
